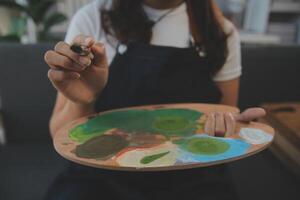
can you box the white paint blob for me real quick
[116,142,178,168]
[239,128,273,145]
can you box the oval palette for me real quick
[54,103,275,171]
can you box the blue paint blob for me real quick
[177,135,251,163]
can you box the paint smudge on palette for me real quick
[74,132,168,161]
[116,142,178,168]
[239,128,273,145]
[63,107,274,169]
[176,135,251,163]
[69,108,202,143]
[74,135,129,160]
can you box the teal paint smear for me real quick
[69,109,150,143]
[178,135,251,163]
[69,108,203,143]
[172,139,186,145]
[69,125,110,143]
[140,151,170,164]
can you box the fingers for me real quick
[47,69,80,89]
[45,38,108,84]
[73,35,95,47]
[55,42,92,68]
[204,108,265,137]
[204,112,236,137]
[91,42,108,68]
[72,36,95,59]
[224,113,236,136]
[203,108,265,138]
[44,50,85,71]
[204,113,216,136]
[235,108,266,122]
[215,112,226,137]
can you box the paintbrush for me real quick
[70,43,91,56]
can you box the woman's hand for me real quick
[44,35,109,105]
[204,108,266,137]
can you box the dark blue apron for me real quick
[46,41,238,200]
[95,42,221,110]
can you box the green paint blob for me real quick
[150,109,202,137]
[69,108,203,143]
[69,121,111,143]
[172,139,186,145]
[140,151,170,164]
[75,135,129,159]
[184,138,230,155]
[69,110,152,143]
[153,117,190,131]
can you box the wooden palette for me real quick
[54,103,275,171]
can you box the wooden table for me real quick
[260,103,300,175]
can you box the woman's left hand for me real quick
[204,108,266,137]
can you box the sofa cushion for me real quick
[0,142,67,200]
[0,43,56,142]
[239,45,300,109]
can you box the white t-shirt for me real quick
[65,0,242,82]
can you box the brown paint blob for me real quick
[129,133,166,147]
[75,135,129,160]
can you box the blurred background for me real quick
[0,0,299,200]
[1,0,300,45]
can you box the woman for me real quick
[45,0,263,199]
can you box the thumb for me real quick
[234,108,266,122]
[91,42,108,68]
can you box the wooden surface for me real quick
[54,103,275,171]
[260,103,300,175]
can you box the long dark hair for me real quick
[101,0,230,75]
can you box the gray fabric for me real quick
[239,45,300,109]
[0,43,56,142]
[0,143,67,200]
[0,112,6,145]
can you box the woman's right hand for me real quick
[44,35,109,105]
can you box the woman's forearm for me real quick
[215,78,240,107]
[50,100,95,138]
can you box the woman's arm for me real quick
[215,78,240,106]
[48,4,100,137]
[45,36,109,138]
[213,20,241,107]
[49,93,95,138]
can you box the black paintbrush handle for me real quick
[70,44,90,56]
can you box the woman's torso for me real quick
[46,1,242,199]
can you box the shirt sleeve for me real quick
[64,2,100,44]
[213,20,242,82]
